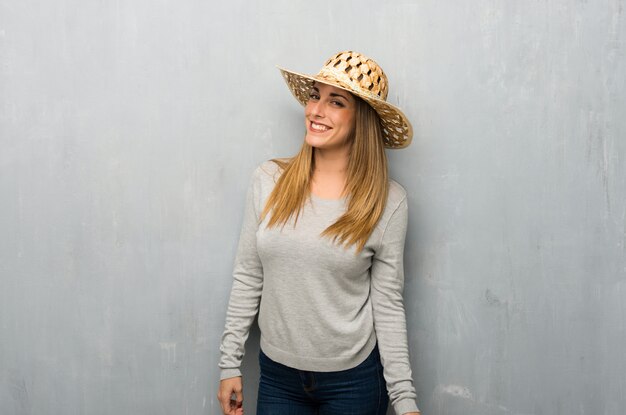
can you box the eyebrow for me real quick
[312,86,351,102]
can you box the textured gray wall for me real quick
[1,1,625,414]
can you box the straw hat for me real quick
[277,51,413,149]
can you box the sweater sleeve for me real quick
[218,166,264,380]
[370,195,420,414]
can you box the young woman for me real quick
[217,51,421,415]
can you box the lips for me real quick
[309,121,331,132]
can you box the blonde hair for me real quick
[260,95,389,254]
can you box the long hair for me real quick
[260,95,389,254]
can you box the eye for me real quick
[308,91,320,100]
[331,100,344,107]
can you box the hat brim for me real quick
[277,66,413,149]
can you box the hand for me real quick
[217,376,244,415]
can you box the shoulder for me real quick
[248,158,287,186]
[374,178,409,249]
[387,178,408,212]
[373,178,408,238]
[245,159,287,209]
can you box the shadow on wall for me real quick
[238,320,260,413]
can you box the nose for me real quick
[307,100,324,118]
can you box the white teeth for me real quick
[311,122,329,131]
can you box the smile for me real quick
[310,121,331,132]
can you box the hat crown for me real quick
[316,51,389,101]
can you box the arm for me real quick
[217,167,265,412]
[370,195,421,415]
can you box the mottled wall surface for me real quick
[1,1,625,414]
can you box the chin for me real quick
[304,134,327,148]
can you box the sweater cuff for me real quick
[393,398,420,415]
[220,368,242,380]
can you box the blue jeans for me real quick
[256,344,389,415]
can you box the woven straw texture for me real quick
[278,51,413,149]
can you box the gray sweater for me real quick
[219,160,419,414]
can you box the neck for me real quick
[313,149,349,175]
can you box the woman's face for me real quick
[304,82,356,153]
